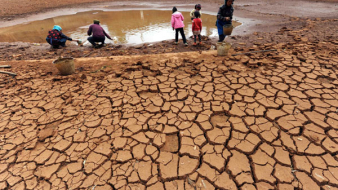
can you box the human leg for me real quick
[178,28,187,44]
[100,37,105,45]
[59,38,67,47]
[46,38,52,45]
[175,29,179,43]
[219,34,226,42]
[87,37,96,46]
[46,38,59,48]
[49,39,60,48]
[217,20,224,35]
[98,37,106,47]
[198,34,201,42]
[193,35,197,46]
[216,20,226,42]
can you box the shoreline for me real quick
[0,0,336,61]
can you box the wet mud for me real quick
[0,10,241,45]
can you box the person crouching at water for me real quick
[87,20,112,48]
[192,11,202,46]
[216,0,234,42]
[46,25,73,48]
[190,4,202,21]
[171,7,188,46]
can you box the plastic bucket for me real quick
[223,24,233,35]
[53,57,75,75]
[217,42,231,56]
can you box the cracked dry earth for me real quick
[1,39,338,189]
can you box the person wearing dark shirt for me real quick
[216,0,234,42]
[87,20,112,47]
[46,25,73,48]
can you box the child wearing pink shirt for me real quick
[171,7,188,46]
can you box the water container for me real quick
[53,57,75,75]
[223,24,233,35]
[217,42,231,56]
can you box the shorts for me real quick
[193,31,201,35]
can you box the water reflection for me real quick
[0,10,241,44]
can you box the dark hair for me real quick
[225,0,234,5]
[172,7,177,13]
[194,11,200,18]
[195,4,201,9]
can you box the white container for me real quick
[217,42,231,56]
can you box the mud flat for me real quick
[1,17,338,189]
[0,0,337,58]
[0,10,242,45]
[1,0,338,189]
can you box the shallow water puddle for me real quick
[0,10,241,45]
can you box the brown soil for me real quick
[1,0,338,189]
[0,0,337,60]
[0,0,134,17]
[1,18,337,61]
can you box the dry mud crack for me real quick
[1,25,338,190]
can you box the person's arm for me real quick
[192,20,195,31]
[190,10,195,18]
[230,7,234,20]
[60,33,72,41]
[217,7,225,21]
[199,20,202,32]
[103,29,112,40]
[87,25,92,36]
[181,13,184,21]
[171,15,175,30]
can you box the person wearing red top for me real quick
[192,11,202,46]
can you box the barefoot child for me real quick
[171,7,188,46]
[192,11,202,45]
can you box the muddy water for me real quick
[0,10,241,45]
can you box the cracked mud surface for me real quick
[1,14,338,190]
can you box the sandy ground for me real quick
[0,0,338,190]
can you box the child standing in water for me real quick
[171,7,188,46]
[192,11,202,46]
